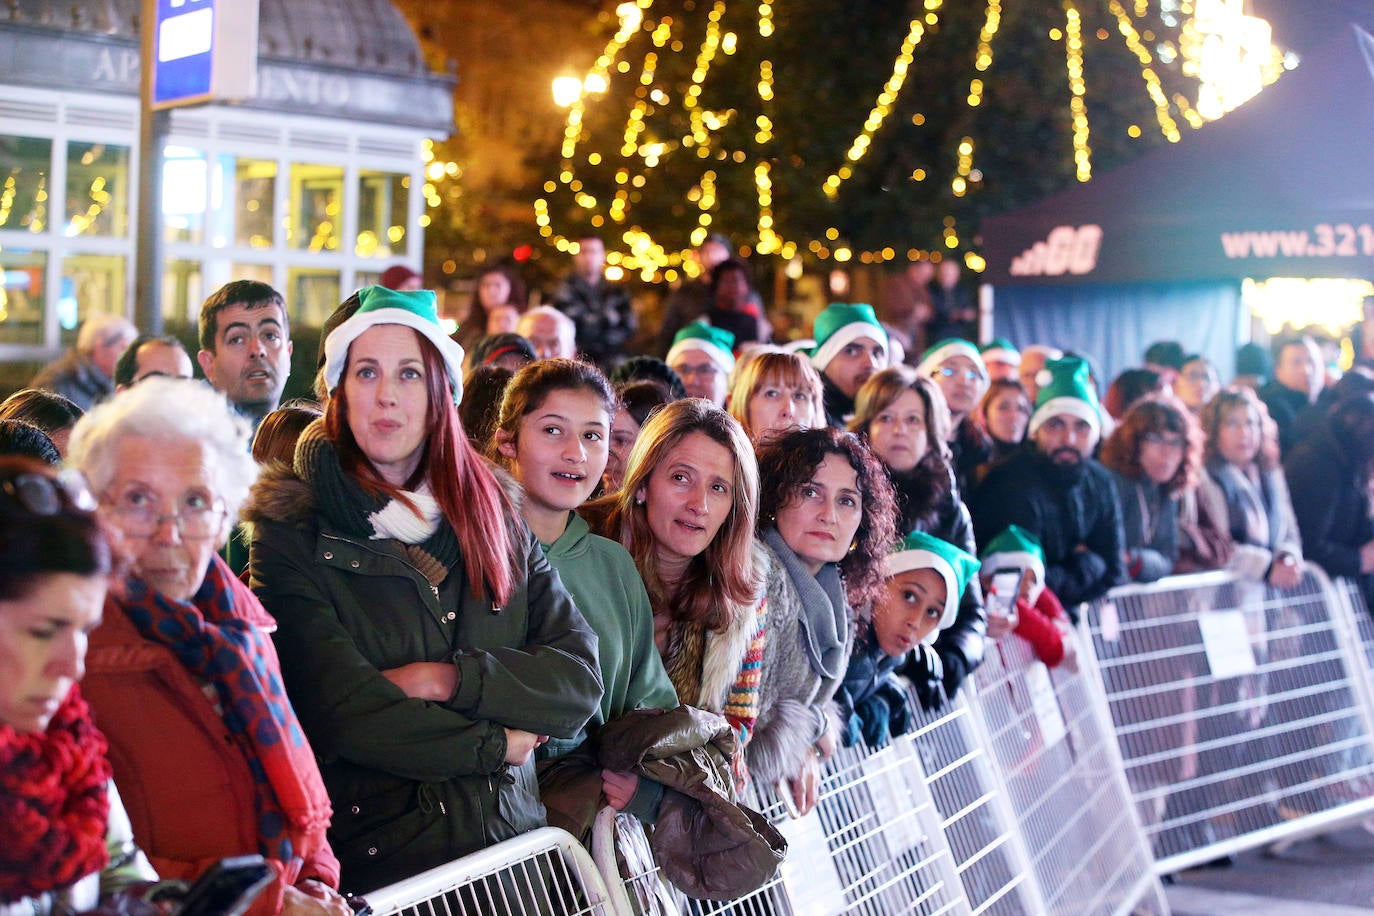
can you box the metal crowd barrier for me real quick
[364,827,623,916]
[1082,567,1374,875]
[587,651,1162,914]
[364,619,1174,916]
[967,632,1167,916]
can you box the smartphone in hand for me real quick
[176,855,274,916]
[986,568,1026,628]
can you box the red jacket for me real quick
[1012,588,1068,668]
[84,592,340,915]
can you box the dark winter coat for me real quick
[29,350,111,411]
[1258,381,1313,455]
[1285,420,1374,606]
[552,274,636,367]
[1109,469,1179,582]
[242,466,603,893]
[970,444,1127,618]
[910,469,988,698]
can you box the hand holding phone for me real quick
[986,568,1025,630]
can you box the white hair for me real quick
[518,306,576,343]
[68,377,260,522]
[76,312,137,355]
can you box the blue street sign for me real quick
[148,0,257,110]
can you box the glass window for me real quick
[356,170,409,257]
[60,254,127,346]
[163,146,207,244]
[288,163,343,251]
[162,259,204,328]
[65,142,131,237]
[0,249,47,345]
[0,136,54,234]
[211,155,277,249]
[287,267,340,327]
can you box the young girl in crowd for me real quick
[245,288,601,891]
[1101,396,1202,582]
[850,367,987,710]
[490,360,678,788]
[835,531,979,748]
[749,427,896,814]
[727,348,825,444]
[583,398,765,778]
[973,378,1032,471]
[979,525,1074,669]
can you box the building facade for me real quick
[0,0,452,368]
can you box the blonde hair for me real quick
[849,366,953,462]
[584,397,761,631]
[727,348,825,441]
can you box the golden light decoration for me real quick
[539,0,1275,270]
[1107,0,1181,142]
[1063,1,1092,181]
[824,1,944,200]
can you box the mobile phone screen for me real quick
[987,568,1025,623]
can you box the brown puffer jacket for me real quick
[540,705,786,901]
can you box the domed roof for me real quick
[0,0,431,75]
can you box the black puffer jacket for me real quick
[970,443,1127,618]
[1285,417,1374,607]
[893,464,988,701]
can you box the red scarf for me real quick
[116,554,330,864]
[0,686,111,903]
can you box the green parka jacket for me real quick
[243,466,603,893]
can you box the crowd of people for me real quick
[4,247,1374,912]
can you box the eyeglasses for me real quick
[102,487,227,540]
[1142,432,1186,449]
[1,469,97,516]
[675,363,721,379]
[934,366,981,383]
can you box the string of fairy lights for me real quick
[530,0,1281,281]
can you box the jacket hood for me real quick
[543,511,593,559]
[241,456,526,529]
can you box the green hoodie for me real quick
[540,512,678,758]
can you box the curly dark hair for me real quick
[1100,395,1201,495]
[755,426,897,612]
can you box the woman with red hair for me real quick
[244,287,601,893]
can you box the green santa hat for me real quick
[666,321,736,376]
[916,337,988,382]
[323,286,466,401]
[809,303,888,372]
[980,338,1021,368]
[980,525,1047,599]
[1027,355,1101,438]
[885,530,980,641]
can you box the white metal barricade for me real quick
[594,726,970,915]
[969,631,1167,916]
[1083,568,1374,874]
[365,826,627,916]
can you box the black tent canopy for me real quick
[979,25,1374,287]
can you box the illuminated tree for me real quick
[535,0,1283,278]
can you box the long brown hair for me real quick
[326,328,516,605]
[584,398,761,631]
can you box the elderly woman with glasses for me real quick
[68,378,348,916]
